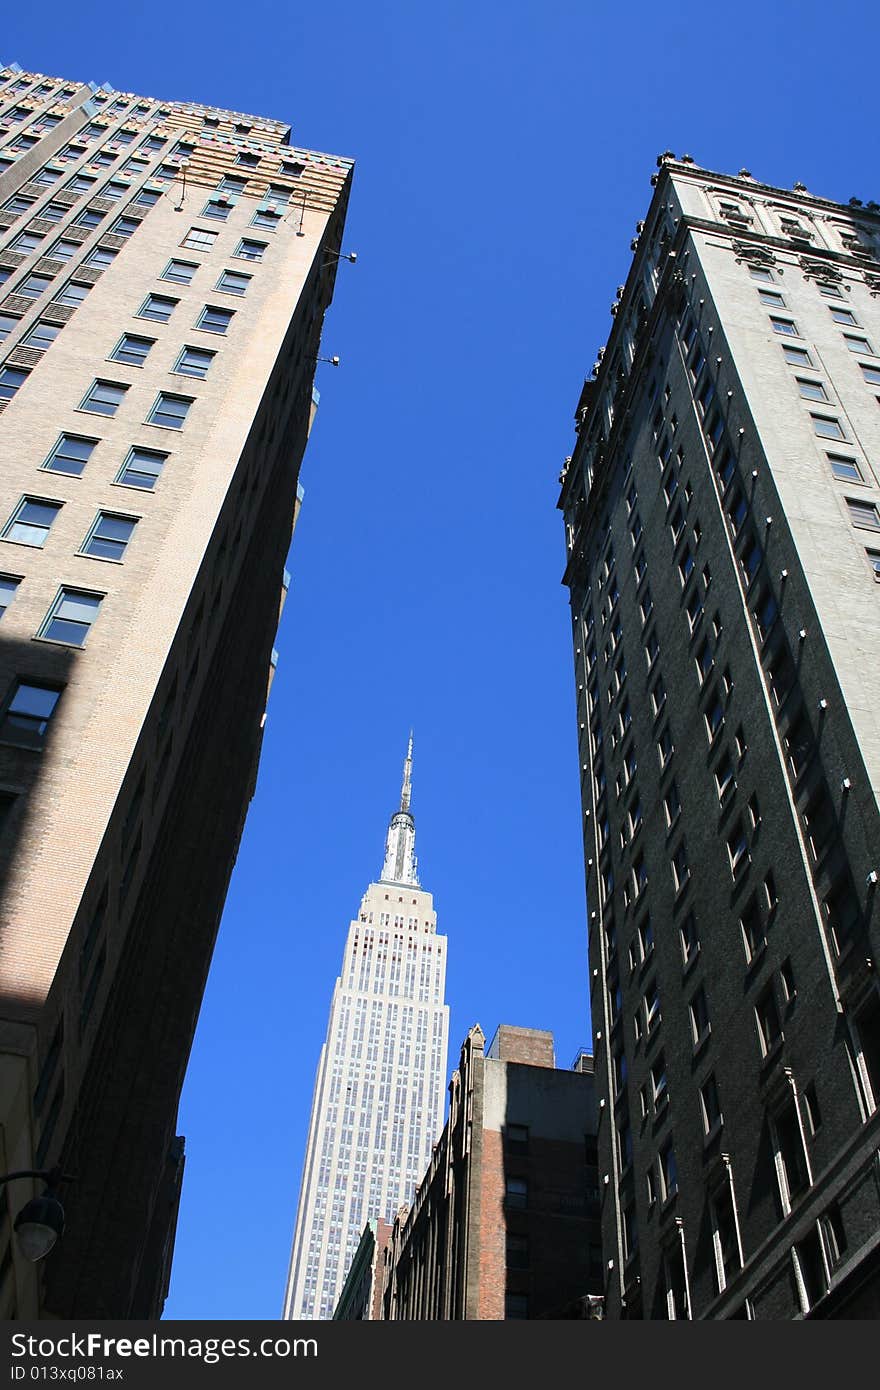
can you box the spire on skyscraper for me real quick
[380,735,419,886]
[400,731,413,813]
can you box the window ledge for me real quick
[110,480,157,494]
[0,536,49,551]
[74,551,125,565]
[143,421,187,432]
[32,634,90,650]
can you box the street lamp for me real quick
[1,1168,68,1261]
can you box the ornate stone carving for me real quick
[732,241,776,266]
[798,257,843,282]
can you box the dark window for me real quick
[505,1176,528,1209]
[0,681,62,749]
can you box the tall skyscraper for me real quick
[0,62,351,1317]
[558,157,880,1318]
[283,739,450,1320]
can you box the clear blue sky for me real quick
[6,0,878,1320]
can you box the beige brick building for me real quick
[0,62,352,1317]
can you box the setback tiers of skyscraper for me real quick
[283,739,450,1320]
[0,61,352,1318]
[559,157,880,1318]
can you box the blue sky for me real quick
[6,0,879,1320]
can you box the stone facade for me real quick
[0,63,352,1317]
[381,1025,602,1320]
[558,157,880,1318]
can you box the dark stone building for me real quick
[558,157,880,1318]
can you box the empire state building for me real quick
[282,739,450,1319]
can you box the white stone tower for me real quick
[282,738,450,1320]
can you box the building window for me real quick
[866,548,880,581]
[680,910,699,968]
[109,333,154,368]
[10,230,46,256]
[80,379,127,416]
[47,238,79,262]
[772,1097,810,1211]
[234,238,266,261]
[2,497,61,547]
[829,306,857,325]
[147,393,192,430]
[504,1292,529,1319]
[851,992,880,1113]
[700,1074,721,1135]
[644,978,660,1031]
[161,258,198,285]
[740,896,765,964]
[811,414,846,441]
[659,1139,678,1201]
[196,304,234,334]
[22,321,61,353]
[101,181,128,201]
[664,781,681,828]
[173,345,215,379]
[505,1176,528,1209]
[182,227,218,252]
[843,333,874,354]
[0,680,62,749]
[506,1232,529,1271]
[80,512,137,561]
[137,293,177,323]
[770,317,799,336]
[201,199,231,221]
[689,986,710,1048]
[133,188,161,208]
[504,1123,529,1153]
[755,985,782,1058]
[16,273,53,300]
[846,497,880,530]
[41,434,96,478]
[859,362,880,386]
[216,269,251,296]
[757,288,785,308]
[796,377,828,401]
[710,1179,742,1293]
[651,1055,668,1109]
[116,446,167,490]
[250,208,281,231]
[658,725,673,768]
[39,588,103,646]
[727,820,749,877]
[0,575,21,619]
